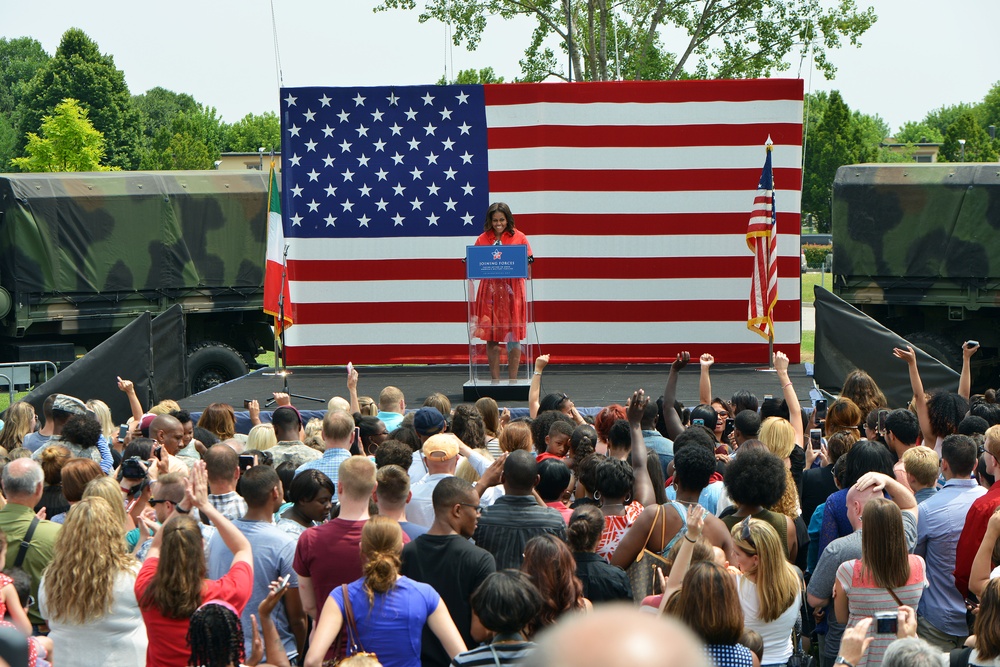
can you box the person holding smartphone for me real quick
[472,202,533,382]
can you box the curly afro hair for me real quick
[928,392,969,438]
[723,447,787,508]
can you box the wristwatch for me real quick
[834,657,854,667]
[175,505,191,514]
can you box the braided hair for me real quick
[187,603,245,667]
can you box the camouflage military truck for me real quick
[0,171,274,394]
[832,163,1000,386]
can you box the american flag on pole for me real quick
[278,80,802,365]
[746,141,778,340]
[263,160,292,334]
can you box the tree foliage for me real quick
[139,106,225,170]
[939,112,997,163]
[224,111,280,153]
[802,91,873,233]
[436,67,505,85]
[0,37,50,169]
[893,121,943,144]
[11,98,112,172]
[19,29,141,170]
[375,0,877,82]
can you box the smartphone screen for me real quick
[118,424,129,442]
[692,418,705,427]
[239,454,255,471]
[815,399,827,419]
[809,429,822,451]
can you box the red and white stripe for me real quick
[283,79,803,366]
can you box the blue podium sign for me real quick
[466,245,529,279]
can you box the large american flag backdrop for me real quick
[278,79,803,366]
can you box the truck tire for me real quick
[904,331,963,371]
[188,341,249,394]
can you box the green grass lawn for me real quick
[801,330,815,364]
[802,271,832,304]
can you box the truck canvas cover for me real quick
[0,171,268,297]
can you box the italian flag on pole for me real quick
[263,161,293,334]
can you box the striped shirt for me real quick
[450,642,535,666]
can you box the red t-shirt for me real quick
[293,518,367,616]
[135,557,252,667]
[536,452,567,463]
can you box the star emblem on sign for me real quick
[492,250,503,260]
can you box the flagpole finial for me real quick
[765,135,773,151]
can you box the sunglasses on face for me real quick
[458,502,483,514]
[148,498,171,507]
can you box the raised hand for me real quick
[700,353,715,367]
[892,345,917,365]
[671,352,691,371]
[626,389,648,425]
[534,354,550,373]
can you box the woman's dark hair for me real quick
[451,404,486,450]
[520,534,584,638]
[723,447,786,508]
[275,461,297,502]
[971,401,1000,427]
[536,459,572,503]
[193,426,219,448]
[594,457,634,501]
[570,424,597,459]
[730,390,759,415]
[566,504,604,552]
[530,411,573,454]
[844,439,895,487]
[287,469,334,504]
[575,454,601,499]
[61,458,103,503]
[354,415,385,456]
[471,570,544,636]
[646,455,667,505]
[539,393,570,415]
[667,561,744,645]
[60,415,102,449]
[187,603,244,667]
[833,454,849,489]
[483,201,515,235]
[928,392,970,438]
[388,425,421,453]
[607,419,631,451]
[975,578,1000,661]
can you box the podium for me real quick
[463,244,534,401]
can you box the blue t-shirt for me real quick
[207,519,300,659]
[332,576,439,667]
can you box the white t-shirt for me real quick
[737,574,799,665]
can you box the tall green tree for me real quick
[0,37,50,168]
[939,111,997,162]
[224,112,280,153]
[11,98,111,172]
[893,121,944,144]
[139,106,224,170]
[922,102,977,141]
[802,91,869,233]
[975,80,1000,134]
[19,28,141,170]
[134,87,200,142]
[376,0,877,82]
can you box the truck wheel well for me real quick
[187,341,248,395]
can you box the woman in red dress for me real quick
[473,202,533,380]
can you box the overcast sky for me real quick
[4,0,997,134]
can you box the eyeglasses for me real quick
[458,502,483,514]
[148,498,172,506]
[740,516,756,551]
[26,595,34,609]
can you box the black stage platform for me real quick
[177,363,817,415]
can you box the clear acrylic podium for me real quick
[463,244,534,401]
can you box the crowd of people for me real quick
[0,343,999,667]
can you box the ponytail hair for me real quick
[361,516,403,604]
[566,504,603,552]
